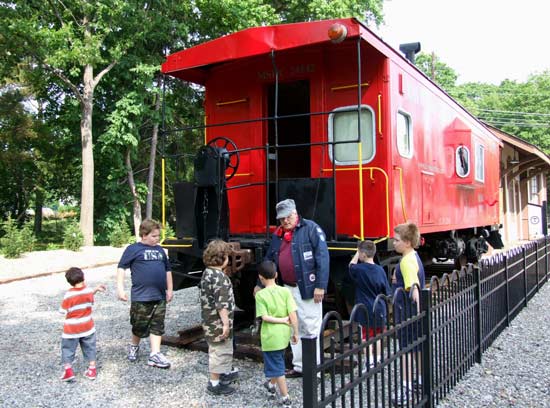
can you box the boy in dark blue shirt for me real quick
[117,219,173,369]
[349,240,390,368]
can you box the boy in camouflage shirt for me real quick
[199,239,239,395]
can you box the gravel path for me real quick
[438,281,550,408]
[0,265,304,408]
[1,258,549,407]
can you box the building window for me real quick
[396,110,413,158]
[474,143,485,182]
[530,175,539,202]
[328,105,375,164]
[455,145,470,178]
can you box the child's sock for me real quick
[210,379,220,386]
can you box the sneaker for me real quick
[84,367,97,380]
[280,395,292,407]
[127,344,140,362]
[60,367,75,382]
[220,367,239,385]
[147,352,171,369]
[263,380,276,399]
[207,381,236,395]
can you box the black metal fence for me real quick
[302,237,550,407]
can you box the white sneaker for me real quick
[147,352,171,369]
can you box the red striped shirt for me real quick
[60,285,95,339]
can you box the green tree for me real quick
[0,0,143,245]
[451,72,550,154]
[0,90,40,220]
[415,52,458,91]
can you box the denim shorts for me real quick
[61,332,97,365]
[263,349,286,378]
[130,300,166,338]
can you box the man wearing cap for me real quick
[258,198,329,377]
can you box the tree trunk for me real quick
[145,83,162,219]
[80,63,95,246]
[34,188,44,235]
[126,148,142,240]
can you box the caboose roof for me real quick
[161,18,501,144]
[162,18,366,84]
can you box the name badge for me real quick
[303,251,313,261]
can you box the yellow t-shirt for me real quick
[400,251,420,291]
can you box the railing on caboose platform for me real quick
[301,236,550,407]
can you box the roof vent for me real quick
[399,42,421,63]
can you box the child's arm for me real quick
[261,315,290,324]
[218,308,230,339]
[94,284,106,294]
[349,249,360,266]
[116,268,127,301]
[289,310,299,344]
[166,271,173,302]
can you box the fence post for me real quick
[544,236,548,281]
[421,289,433,408]
[535,241,539,292]
[504,254,510,327]
[302,335,319,408]
[474,266,482,363]
[521,246,529,307]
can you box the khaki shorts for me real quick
[207,338,233,374]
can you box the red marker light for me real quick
[328,23,348,44]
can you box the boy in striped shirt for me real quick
[59,267,106,381]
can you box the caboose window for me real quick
[475,143,485,182]
[328,105,375,164]
[397,111,413,158]
[455,145,470,178]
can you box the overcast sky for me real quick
[372,0,550,84]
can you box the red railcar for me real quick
[161,18,501,313]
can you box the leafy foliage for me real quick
[0,217,36,258]
[415,52,458,90]
[108,219,132,247]
[63,220,84,251]
[415,52,550,155]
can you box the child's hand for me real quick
[95,284,107,293]
[221,323,230,339]
[117,289,128,301]
[282,316,290,325]
[166,289,173,302]
[290,334,298,345]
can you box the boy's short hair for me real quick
[139,219,161,237]
[258,260,277,280]
[394,222,420,248]
[202,239,231,267]
[65,267,84,286]
[358,240,376,258]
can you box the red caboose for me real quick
[161,18,501,312]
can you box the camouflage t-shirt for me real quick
[199,267,235,342]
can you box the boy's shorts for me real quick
[130,300,166,338]
[263,349,286,378]
[61,332,97,365]
[207,338,233,374]
[361,326,385,340]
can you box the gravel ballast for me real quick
[0,266,303,408]
[1,263,549,407]
[437,281,550,408]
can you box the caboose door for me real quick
[267,80,311,178]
